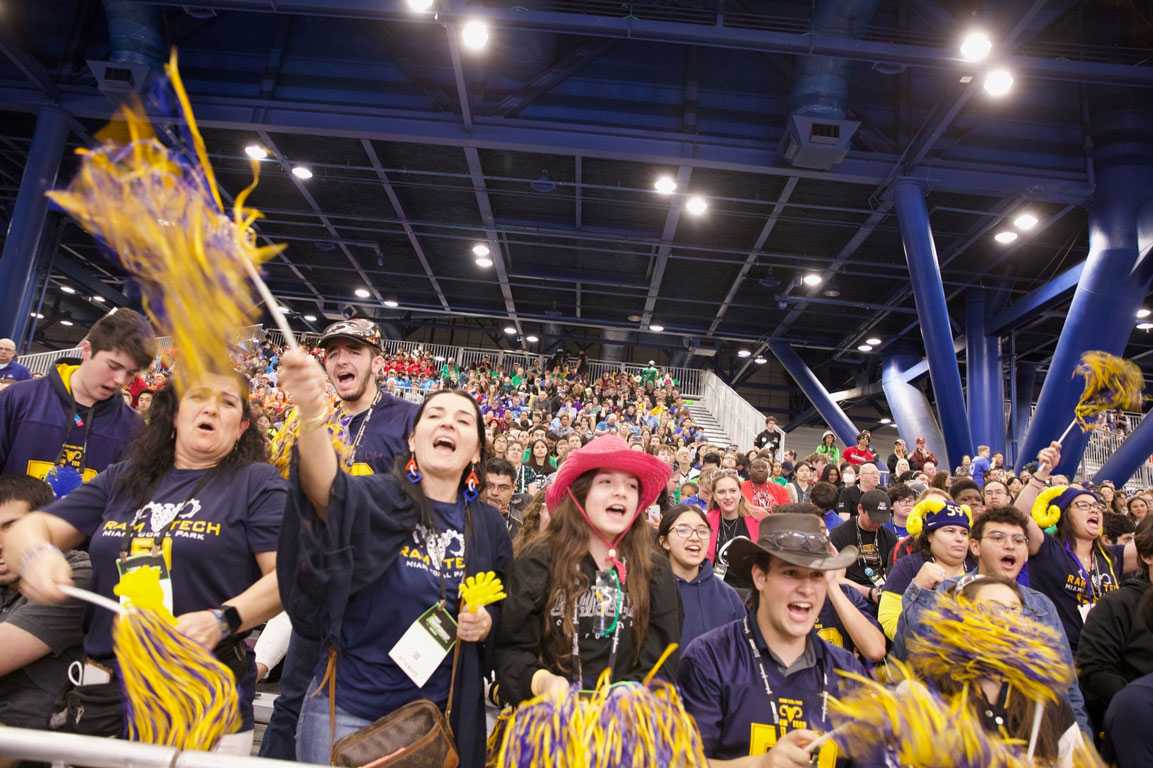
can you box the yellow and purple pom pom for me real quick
[1072,351,1146,431]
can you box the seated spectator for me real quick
[810,480,843,532]
[893,505,1089,731]
[708,471,763,578]
[1128,495,1149,523]
[1103,588,1153,768]
[982,477,1011,511]
[678,513,875,766]
[657,505,744,649]
[1105,512,1137,547]
[482,458,516,529]
[829,490,897,609]
[511,490,550,557]
[1077,516,1153,732]
[0,475,91,729]
[950,477,985,520]
[740,458,789,513]
[877,498,973,640]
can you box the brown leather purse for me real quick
[328,642,462,768]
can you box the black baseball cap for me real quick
[859,489,892,524]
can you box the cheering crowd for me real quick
[0,311,1151,766]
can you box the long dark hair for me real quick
[393,390,488,525]
[118,374,267,505]
[540,471,658,676]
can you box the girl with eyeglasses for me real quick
[657,505,744,648]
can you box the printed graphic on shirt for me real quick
[99,495,223,542]
[399,524,466,583]
[26,444,98,484]
[349,462,374,476]
[1063,562,1120,606]
[747,486,780,509]
[748,697,837,768]
[549,588,635,638]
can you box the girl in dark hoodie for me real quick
[658,505,745,648]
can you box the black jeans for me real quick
[258,631,320,760]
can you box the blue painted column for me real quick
[882,355,948,467]
[1010,361,1036,467]
[1019,106,1153,474]
[1094,415,1153,487]
[768,340,859,446]
[0,107,69,346]
[966,289,1006,454]
[893,179,973,469]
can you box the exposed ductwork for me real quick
[600,328,630,363]
[90,1,165,95]
[780,0,879,170]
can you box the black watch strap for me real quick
[219,604,242,635]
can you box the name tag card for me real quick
[389,604,457,688]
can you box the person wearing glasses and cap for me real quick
[679,513,881,768]
[494,435,681,705]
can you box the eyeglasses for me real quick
[982,531,1028,546]
[762,530,830,555]
[1069,500,1097,512]
[671,525,710,540]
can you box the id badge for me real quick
[389,603,457,688]
[116,552,174,615]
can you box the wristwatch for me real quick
[212,605,243,637]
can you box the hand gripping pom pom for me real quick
[459,571,508,613]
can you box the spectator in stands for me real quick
[829,490,896,609]
[1128,495,1149,522]
[836,461,879,521]
[0,475,91,729]
[672,447,696,487]
[262,319,419,761]
[983,478,1011,511]
[1104,512,1137,547]
[841,431,877,467]
[820,462,842,488]
[885,438,908,476]
[877,498,972,639]
[954,454,972,478]
[10,372,285,753]
[496,436,680,705]
[525,438,555,478]
[1103,588,1153,767]
[908,436,936,472]
[678,513,873,766]
[810,481,843,532]
[657,505,744,649]
[752,415,781,458]
[708,471,763,578]
[134,389,154,417]
[970,444,992,488]
[0,309,156,496]
[0,339,31,384]
[511,490,549,557]
[787,460,815,504]
[886,483,916,538]
[506,439,538,495]
[1077,516,1153,731]
[277,353,510,766]
[949,478,985,520]
[740,458,789,514]
[815,429,841,466]
[891,505,1089,730]
[482,458,516,526]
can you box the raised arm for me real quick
[277,349,339,517]
[1013,441,1061,556]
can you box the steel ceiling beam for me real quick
[987,262,1083,335]
[361,138,451,311]
[136,0,1153,88]
[708,176,797,336]
[0,85,1093,205]
[640,166,691,331]
[465,147,522,335]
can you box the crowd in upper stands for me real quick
[0,312,1151,767]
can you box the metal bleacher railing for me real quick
[1075,410,1153,491]
[701,369,768,453]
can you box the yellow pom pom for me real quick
[459,571,507,612]
[1074,351,1146,430]
[114,566,175,625]
[1031,485,1067,530]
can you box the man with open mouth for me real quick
[680,513,883,767]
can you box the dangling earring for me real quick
[405,455,422,484]
[463,464,479,502]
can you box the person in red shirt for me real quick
[740,457,789,512]
[841,430,878,467]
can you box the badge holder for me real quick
[390,602,458,688]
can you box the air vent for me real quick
[87,60,152,96]
[780,115,860,171]
[810,122,840,142]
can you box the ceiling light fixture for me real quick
[653,175,677,195]
[291,165,314,180]
[802,273,823,287]
[649,323,665,332]
[879,417,892,424]
[738,349,751,358]
[277,305,290,314]
[461,19,490,51]
[30,312,44,319]
[684,195,708,216]
[303,314,318,322]
[1137,308,1151,319]
[92,295,106,303]
[1139,322,1153,331]
[244,144,268,161]
[857,344,874,352]
[60,320,74,327]
[994,230,1019,245]
[59,285,76,294]
[475,256,494,268]
[383,299,400,308]
[526,335,539,343]
[1013,212,1039,231]
[354,288,371,298]
[983,68,1014,98]
[754,357,767,365]
[472,243,490,258]
[865,337,881,346]
[958,30,993,63]
[503,325,517,335]
[406,0,435,12]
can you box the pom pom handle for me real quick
[60,584,127,617]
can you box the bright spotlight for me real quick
[653,175,677,195]
[92,295,106,303]
[354,288,371,298]
[475,257,493,268]
[684,195,708,216]
[461,19,490,51]
[526,335,539,343]
[303,314,318,322]
[503,325,517,335]
[754,357,767,365]
[738,349,751,358]
[959,30,993,63]
[1137,308,1151,319]
[802,273,823,287]
[983,68,1014,98]
[291,165,314,180]
[406,0,434,12]
[649,323,665,333]
[879,417,892,425]
[472,243,491,258]
[994,231,1019,245]
[59,285,76,294]
[383,299,399,308]
[1139,322,1153,331]
[1013,212,1039,231]
[857,344,874,352]
[865,337,881,346]
[244,144,268,161]
[60,320,74,327]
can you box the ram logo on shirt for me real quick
[748,697,838,768]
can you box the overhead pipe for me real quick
[893,180,974,470]
[882,356,947,467]
[103,0,165,66]
[768,341,859,447]
[789,0,880,122]
[1018,104,1153,474]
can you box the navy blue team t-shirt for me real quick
[45,461,286,728]
[1026,534,1125,653]
[333,497,466,721]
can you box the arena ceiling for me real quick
[0,0,1150,419]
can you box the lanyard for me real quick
[571,580,624,687]
[341,390,382,466]
[741,617,829,728]
[855,521,886,584]
[1063,540,1115,604]
[118,471,217,560]
[54,400,95,474]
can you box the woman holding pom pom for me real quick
[277,350,512,767]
